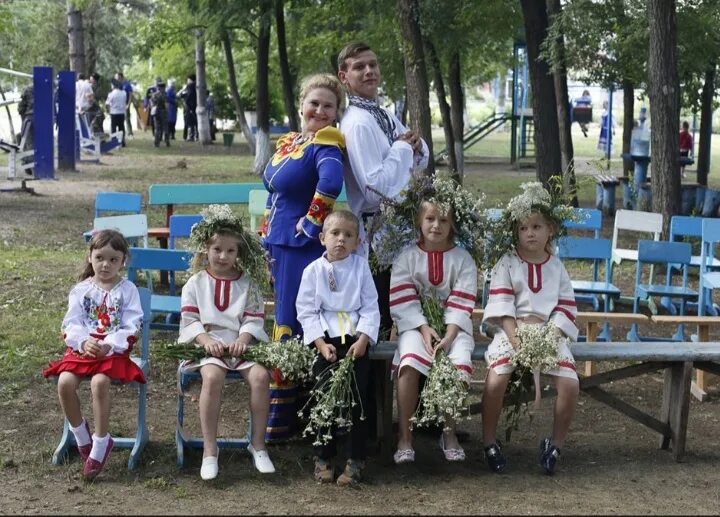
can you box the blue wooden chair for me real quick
[562,208,603,309]
[168,214,203,250]
[126,247,193,330]
[94,192,143,218]
[628,240,696,342]
[51,287,152,471]
[176,366,249,468]
[557,236,620,340]
[698,218,720,316]
[479,208,505,309]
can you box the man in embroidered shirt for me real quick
[337,41,429,337]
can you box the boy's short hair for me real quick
[682,120,690,130]
[322,209,360,235]
[337,42,373,71]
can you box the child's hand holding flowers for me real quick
[419,324,440,355]
[348,333,369,359]
[314,339,337,362]
[435,324,460,354]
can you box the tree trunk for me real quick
[195,29,211,145]
[622,79,635,177]
[254,0,273,176]
[647,0,680,237]
[448,51,464,175]
[66,2,85,75]
[520,0,562,186]
[546,0,577,206]
[397,0,434,176]
[275,0,299,132]
[697,65,715,187]
[221,29,255,154]
[426,39,458,179]
[85,1,97,75]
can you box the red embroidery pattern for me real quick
[527,262,543,293]
[306,193,335,227]
[427,250,444,286]
[214,279,231,312]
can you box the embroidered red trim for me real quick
[551,307,576,321]
[445,301,473,314]
[389,283,417,294]
[450,290,476,301]
[489,287,514,295]
[181,305,200,314]
[214,279,231,312]
[557,298,577,306]
[427,250,444,286]
[389,294,419,307]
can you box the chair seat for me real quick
[638,284,697,299]
[613,249,638,263]
[571,281,621,296]
[702,271,720,289]
[151,294,181,313]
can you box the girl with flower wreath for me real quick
[43,229,145,480]
[386,175,484,465]
[177,205,275,480]
[481,182,579,476]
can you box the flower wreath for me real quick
[485,178,580,270]
[366,172,487,271]
[188,204,269,292]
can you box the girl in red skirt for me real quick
[43,229,144,479]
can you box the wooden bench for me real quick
[594,174,621,216]
[651,315,720,401]
[368,339,720,463]
[147,182,266,243]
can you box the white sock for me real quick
[89,433,111,462]
[69,419,91,447]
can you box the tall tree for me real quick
[448,51,464,177]
[67,1,85,74]
[221,28,256,153]
[397,0,434,176]
[546,0,577,205]
[426,39,458,177]
[697,65,715,187]
[254,0,273,175]
[275,0,299,132]
[195,28,211,145]
[520,0,562,186]
[647,0,679,236]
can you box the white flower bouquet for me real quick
[502,323,563,441]
[299,355,364,446]
[411,348,470,431]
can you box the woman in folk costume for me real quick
[261,73,346,342]
[481,181,580,476]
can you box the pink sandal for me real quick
[393,448,415,464]
[439,434,465,462]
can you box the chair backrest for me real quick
[612,209,663,253]
[248,189,267,233]
[557,236,613,284]
[95,192,143,218]
[168,214,203,249]
[700,218,720,271]
[637,240,691,265]
[670,215,703,242]
[93,214,148,247]
[126,247,193,294]
[137,287,152,362]
[564,208,602,238]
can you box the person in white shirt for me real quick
[105,80,127,147]
[75,74,94,112]
[337,41,429,338]
[296,210,379,487]
[178,205,275,480]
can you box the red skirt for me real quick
[43,348,146,384]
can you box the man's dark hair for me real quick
[188,74,196,82]
[337,42,373,72]
[78,73,87,80]
[91,72,100,82]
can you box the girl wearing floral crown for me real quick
[43,229,145,480]
[481,182,579,476]
[178,205,275,480]
[385,174,485,465]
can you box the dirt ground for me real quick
[2,160,720,515]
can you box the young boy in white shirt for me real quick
[296,210,380,487]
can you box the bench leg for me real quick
[659,361,692,461]
[584,322,599,377]
[52,418,73,466]
[374,359,394,462]
[691,324,709,402]
[128,382,149,470]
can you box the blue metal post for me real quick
[606,87,613,168]
[57,71,76,171]
[32,66,54,179]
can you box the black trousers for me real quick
[312,334,370,462]
[110,114,125,146]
